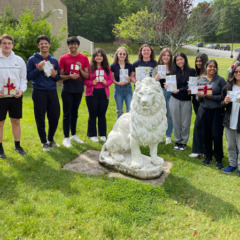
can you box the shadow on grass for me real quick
[163,174,240,220]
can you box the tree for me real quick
[113,0,220,53]
[0,7,67,61]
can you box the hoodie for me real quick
[27,53,60,91]
[0,51,27,96]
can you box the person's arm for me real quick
[27,58,43,81]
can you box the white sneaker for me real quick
[100,136,107,142]
[189,153,200,158]
[70,135,84,144]
[165,137,171,145]
[62,138,72,147]
[90,136,99,143]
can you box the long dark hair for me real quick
[195,54,208,77]
[138,44,155,61]
[227,62,240,85]
[91,48,110,75]
[157,48,173,72]
[172,52,190,73]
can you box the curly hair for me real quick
[227,62,240,84]
[113,46,130,64]
[91,48,110,75]
[138,44,155,61]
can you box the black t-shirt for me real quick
[110,63,132,82]
[132,59,157,77]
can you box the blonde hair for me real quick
[113,46,130,64]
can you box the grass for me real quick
[1,56,240,239]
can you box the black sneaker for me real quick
[216,162,224,169]
[48,140,60,148]
[42,143,51,152]
[0,149,6,159]
[179,144,186,151]
[202,159,212,166]
[173,143,180,150]
[15,146,27,155]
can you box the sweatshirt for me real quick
[27,53,60,91]
[0,51,27,96]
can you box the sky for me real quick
[193,0,212,6]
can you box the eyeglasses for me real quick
[1,42,13,46]
[38,42,49,46]
[234,71,240,74]
[119,53,126,56]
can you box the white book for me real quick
[166,75,177,92]
[135,67,150,81]
[96,70,104,82]
[119,69,128,82]
[188,76,198,94]
[157,65,167,78]
[227,91,240,102]
[43,61,53,77]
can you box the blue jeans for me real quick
[163,89,173,138]
[114,83,133,119]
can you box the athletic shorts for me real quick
[0,96,23,121]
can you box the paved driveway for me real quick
[183,45,239,58]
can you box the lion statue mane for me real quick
[100,77,167,169]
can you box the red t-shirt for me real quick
[59,53,90,93]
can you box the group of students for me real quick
[0,34,240,177]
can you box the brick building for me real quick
[0,0,68,59]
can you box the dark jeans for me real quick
[61,91,82,138]
[85,88,109,137]
[202,107,224,162]
[32,88,60,143]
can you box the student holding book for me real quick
[152,48,173,145]
[196,60,226,169]
[131,44,157,83]
[167,53,195,151]
[84,48,113,143]
[221,62,240,176]
[189,54,208,158]
[110,46,132,119]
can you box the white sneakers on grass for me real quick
[70,135,84,144]
[63,135,84,147]
[165,137,171,145]
[90,136,99,143]
[100,136,106,142]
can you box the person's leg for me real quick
[192,95,199,116]
[32,89,48,144]
[47,90,60,142]
[225,127,238,167]
[169,96,181,144]
[114,86,124,119]
[62,91,73,138]
[124,84,133,113]
[98,89,109,137]
[86,94,98,137]
[70,92,82,136]
[164,89,173,138]
[10,118,20,141]
[180,100,192,145]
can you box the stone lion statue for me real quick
[100,77,167,170]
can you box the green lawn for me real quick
[1,56,240,239]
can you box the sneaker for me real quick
[0,149,6,159]
[48,141,60,148]
[189,153,199,158]
[179,144,186,151]
[202,159,212,166]
[216,162,224,170]
[166,137,171,145]
[222,165,237,173]
[62,138,72,148]
[173,143,180,150]
[70,135,84,144]
[42,143,51,152]
[100,136,107,142]
[90,136,99,143]
[15,146,27,155]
